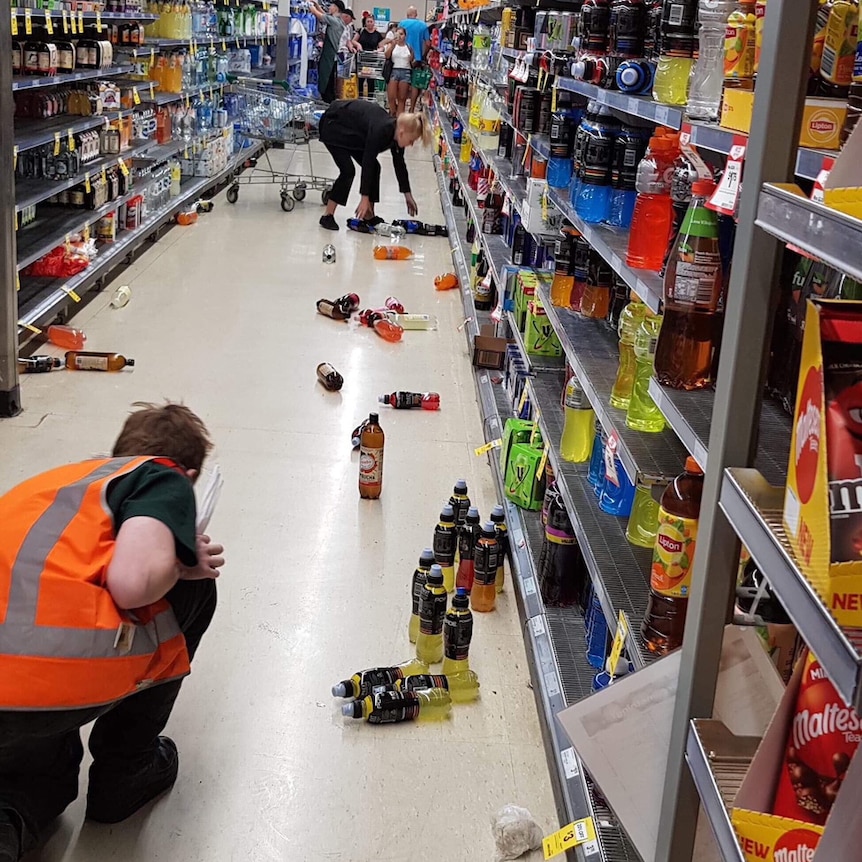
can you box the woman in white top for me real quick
[383,27,414,117]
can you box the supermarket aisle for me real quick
[0,140,557,861]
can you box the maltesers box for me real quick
[720,90,846,150]
[783,299,862,627]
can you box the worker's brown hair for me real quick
[112,402,213,473]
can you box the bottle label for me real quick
[473,542,499,586]
[419,589,447,635]
[458,527,476,560]
[669,255,722,309]
[74,355,109,371]
[545,524,576,545]
[564,377,587,410]
[650,509,698,597]
[359,445,383,485]
[403,673,448,692]
[355,667,400,698]
[411,569,428,615]
[724,19,755,80]
[434,525,456,564]
[367,689,419,724]
[444,616,472,660]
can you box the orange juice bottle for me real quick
[373,245,414,260]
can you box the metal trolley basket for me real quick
[224,78,333,212]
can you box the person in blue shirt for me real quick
[398,6,430,109]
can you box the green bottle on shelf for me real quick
[610,296,647,410]
[626,313,666,433]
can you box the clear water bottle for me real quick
[687,0,736,119]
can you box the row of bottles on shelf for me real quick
[14,80,136,117]
[143,0,275,40]
[12,33,116,76]
[148,46,228,90]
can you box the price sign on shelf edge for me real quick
[543,817,597,860]
[707,137,746,217]
[608,611,629,681]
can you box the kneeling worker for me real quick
[318,98,431,230]
[0,402,225,861]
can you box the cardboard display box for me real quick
[472,324,510,370]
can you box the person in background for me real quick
[353,15,384,100]
[383,27,413,117]
[398,6,430,110]
[337,8,358,57]
[0,403,225,862]
[318,99,430,230]
[309,0,347,103]
[382,21,397,42]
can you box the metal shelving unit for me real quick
[12,64,135,91]
[142,80,226,106]
[11,7,157,21]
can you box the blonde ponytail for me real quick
[398,111,433,148]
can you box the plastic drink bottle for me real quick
[416,564,448,664]
[662,144,704,274]
[609,0,647,59]
[433,504,458,593]
[615,58,655,93]
[337,293,361,314]
[723,1,756,92]
[18,356,61,374]
[378,392,441,410]
[753,0,766,73]
[363,311,403,343]
[654,180,723,390]
[316,362,343,391]
[448,480,471,526]
[575,105,618,225]
[316,298,350,320]
[358,412,384,499]
[570,234,591,311]
[442,588,473,673]
[687,0,736,119]
[587,422,606,490]
[599,452,637,516]
[560,374,595,462]
[626,135,677,271]
[580,0,611,53]
[384,296,405,313]
[342,687,452,722]
[64,352,135,371]
[387,313,438,330]
[626,478,661,547]
[607,125,650,229]
[652,0,697,105]
[550,229,577,308]
[642,456,704,655]
[537,483,587,607]
[580,249,614,319]
[373,246,414,261]
[626,313,666,431]
[409,549,436,643]
[456,507,481,593]
[47,325,86,351]
[489,505,508,592]
[610,297,648,409]
[399,670,480,703]
[331,658,430,698]
[322,243,336,264]
[471,524,500,612]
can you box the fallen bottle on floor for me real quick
[378,391,440,409]
[316,298,350,321]
[360,310,403,342]
[392,220,449,236]
[331,658,429,699]
[342,686,452,723]
[373,245,414,261]
[351,418,369,448]
[316,362,343,391]
[398,670,480,703]
[322,243,336,264]
[18,356,61,374]
[47,324,86,351]
[384,296,405,313]
[435,272,459,291]
[64,351,135,372]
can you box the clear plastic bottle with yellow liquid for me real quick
[399,670,480,703]
[416,564,448,664]
[342,687,452,723]
[408,549,436,644]
[331,658,429,699]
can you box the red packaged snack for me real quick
[772,651,861,825]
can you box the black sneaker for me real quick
[319,214,339,231]
[0,810,21,862]
[86,737,179,824]
[365,215,385,227]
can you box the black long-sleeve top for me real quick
[319,100,411,197]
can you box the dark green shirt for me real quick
[106,461,198,567]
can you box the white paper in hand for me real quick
[195,465,223,534]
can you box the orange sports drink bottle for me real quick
[373,245,414,260]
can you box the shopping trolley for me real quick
[357,50,387,105]
[223,78,333,212]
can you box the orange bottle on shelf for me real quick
[358,412,385,499]
[47,324,86,351]
[64,351,135,372]
[373,245,414,260]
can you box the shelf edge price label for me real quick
[474,438,501,457]
[11,12,17,36]
[67,128,75,151]
[149,82,155,99]
[707,136,746,217]
[133,87,141,105]
[44,10,53,35]
[62,284,82,303]
[24,7,32,34]
[20,321,41,334]
[222,38,227,51]
[536,443,550,480]
[608,610,629,680]
[82,223,90,243]
[96,9,102,31]
[13,145,18,171]
[542,817,597,860]
[70,9,77,33]
[101,164,107,184]
[62,9,68,33]
[78,11,84,32]
[117,157,129,177]
[53,131,61,156]
[679,121,692,148]
[84,172,91,194]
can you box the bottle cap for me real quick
[692,179,716,196]
[126,358,136,366]
[341,701,362,718]
[490,504,505,521]
[368,412,379,424]
[482,522,496,537]
[419,548,435,565]
[332,681,350,697]
[617,65,642,88]
[377,394,388,404]
[684,456,704,475]
[452,587,470,610]
[466,506,480,522]
[427,564,445,586]
[440,504,455,521]
[453,479,468,493]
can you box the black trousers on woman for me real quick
[321,145,380,205]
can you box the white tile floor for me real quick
[2,140,558,860]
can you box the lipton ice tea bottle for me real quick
[416,564,448,664]
[434,504,458,592]
[456,507,481,592]
[490,504,508,592]
[409,549,436,644]
[471,522,500,612]
[641,457,704,655]
[358,412,384,499]
[64,351,135,371]
[442,587,473,675]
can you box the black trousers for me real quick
[321,66,337,103]
[0,579,217,853]
[321,144,380,206]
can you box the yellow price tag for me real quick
[21,322,41,334]
[44,10,53,35]
[150,47,155,65]
[78,11,83,32]
[517,382,530,414]
[222,38,227,51]
[263,1,269,8]
[62,286,82,302]
[84,172,91,194]
[149,83,155,98]
[133,87,141,105]
[62,9,68,33]
[101,165,107,184]
[522,134,531,166]
[24,8,32,34]
[474,438,501,457]
[70,10,77,33]
[185,93,191,108]
[209,87,214,102]
[11,13,17,36]
[536,444,549,480]
[14,211,19,231]
[96,9,102,31]
[542,817,597,860]
[13,145,18,171]
[53,131,61,156]
[551,84,558,113]
[184,145,189,159]
[67,128,75,151]
[608,611,629,680]
[16,274,21,293]
[117,157,129,177]
[235,36,240,48]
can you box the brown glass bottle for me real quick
[64,351,135,371]
[316,362,343,391]
[18,356,61,373]
[641,456,704,655]
[358,412,384,499]
[316,298,349,320]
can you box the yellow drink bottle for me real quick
[442,587,473,674]
[560,373,595,462]
[399,670,480,703]
[416,564,448,664]
[433,504,457,593]
[653,2,697,105]
[610,297,647,410]
[490,504,508,593]
[331,658,429,698]
[409,548,436,644]
[342,687,452,722]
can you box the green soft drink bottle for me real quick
[416,564,448,664]
[408,548,436,644]
[626,478,661,548]
[610,296,647,410]
[626,313,666,433]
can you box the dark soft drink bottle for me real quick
[456,507,481,593]
[641,456,704,655]
[609,0,647,59]
[537,483,587,607]
[448,480,471,526]
[580,0,611,53]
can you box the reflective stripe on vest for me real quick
[0,456,191,710]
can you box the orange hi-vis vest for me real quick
[0,456,191,711]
